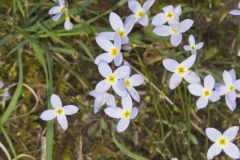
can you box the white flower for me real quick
[95,63,130,97]
[127,0,155,26]
[152,5,182,26]
[163,55,200,90]
[153,19,194,46]
[206,126,240,159]
[230,2,240,15]
[216,70,240,111]
[0,80,10,101]
[188,74,220,109]
[183,34,204,55]
[89,90,116,114]
[104,95,138,132]
[48,0,73,31]
[40,94,79,131]
[95,35,123,66]
[98,12,135,44]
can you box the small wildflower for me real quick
[40,94,79,131]
[229,2,240,15]
[163,55,200,90]
[95,63,130,97]
[104,95,138,132]
[95,35,123,66]
[0,80,10,101]
[127,0,155,26]
[152,5,182,26]
[98,12,135,44]
[183,34,204,55]
[153,19,194,46]
[89,90,116,114]
[206,126,240,159]
[188,74,220,109]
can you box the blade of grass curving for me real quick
[112,135,149,160]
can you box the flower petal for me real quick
[57,115,68,131]
[128,0,141,13]
[52,13,63,21]
[130,107,138,119]
[139,15,149,26]
[98,63,112,78]
[196,96,208,109]
[204,74,215,90]
[169,73,182,90]
[180,55,196,69]
[234,79,240,90]
[109,12,124,31]
[104,107,123,119]
[163,5,173,13]
[48,6,62,15]
[63,105,79,115]
[121,94,132,110]
[209,91,220,102]
[129,74,144,86]
[163,59,179,72]
[95,37,114,52]
[114,66,130,79]
[229,69,236,81]
[117,118,130,132]
[196,42,204,50]
[225,94,236,111]
[58,0,65,6]
[180,19,194,33]
[95,53,114,65]
[114,53,123,66]
[205,128,222,142]
[51,94,62,108]
[95,79,111,93]
[184,70,200,84]
[114,35,122,50]
[40,110,56,121]
[105,93,116,108]
[121,36,129,44]
[223,126,239,141]
[188,84,204,96]
[223,142,240,159]
[153,25,171,36]
[128,87,140,102]
[0,81,3,89]
[207,143,222,160]
[229,9,240,15]
[189,34,195,45]
[143,0,154,11]
[183,45,191,51]
[98,32,115,41]
[124,19,135,35]
[64,20,73,31]
[152,13,167,26]
[174,5,182,16]
[170,34,182,47]
[223,70,233,85]
[112,84,127,97]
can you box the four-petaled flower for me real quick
[152,5,182,26]
[95,35,123,66]
[95,63,130,97]
[206,126,240,159]
[127,0,155,26]
[40,94,79,131]
[163,55,200,90]
[104,95,138,132]
[89,90,116,114]
[183,34,204,55]
[98,12,135,44]
[216,70,240,111]
[188,74,220,109]
[153,19,194,46]
[229,2,240,15]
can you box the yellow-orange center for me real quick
[107,75,117,84]
[123,110,131,119]
[56,108,64,115]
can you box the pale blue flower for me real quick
[152,5,182,26]
[95,63,130,97]
[188,74,220,109]
[163,55,200,90]
[89,90,116,114]
[104,95,138,132]
[126,0,155,26]
[230,2,240,15]
[95,35,123,66]
[216,70,240,111]
[206,126,240,159]
[153,19,194,46]
[98,12,135,44]
[0,80,10,101]
[40,94,79,131]
[183,34,204,55]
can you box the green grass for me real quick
[0,0,240,159]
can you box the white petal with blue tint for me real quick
[204,75,215,90]
[98,63,112,78]
[114,66,130,79]
[153,25,171,36]
[104,107,123,119]
[109,12,124,31]
[205,128,222,142]
[95,80,111,93]
[180,55,196,69]
[223,142,240,159]
[169,73,182,90]
[230,10,240,15]
[223,71,233,85]
[152,13,167,26]
[163,59,179,72]
[170,34,182,46]
[98,32,115,41]
[121,95,132,110]
[223,126,239,141]
[96,37,114,52]
[63,105,79,115]
[48,6,62,15]
[209,91,220,102]
[128,0,141,13]
[117,118,130,132]
[188,84,203,96]
[95,53,114,65]
[225,95,236,111]
[57,115,68,131]
[196,96,208,109]
[129,74,144,86]
[180,19,194,33]
[143,0,155,11]
[40,110,57,121]
[207,143,222,160]
[51,94,62,108]
[184,70,200,84]
[114,53,123,66]
[64,20,73,31]
[139,15,149,26]
[128,87,140,102]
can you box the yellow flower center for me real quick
[218,137,227,147]
[111,48,118,57]
[123,110,131,119]
[166,11,174,20]
[60,6,65,12]
[107,75,117,84]
[137,10,145,18]
[202,89,211,97]
[56,108,64,116]
[228,85,234,91]
[170,28,177,34]
[124,79,132,88]
[190,45,196,50]
[118,29,126,38]
[176,65,186,75]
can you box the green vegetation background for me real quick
[0,0,240,159]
